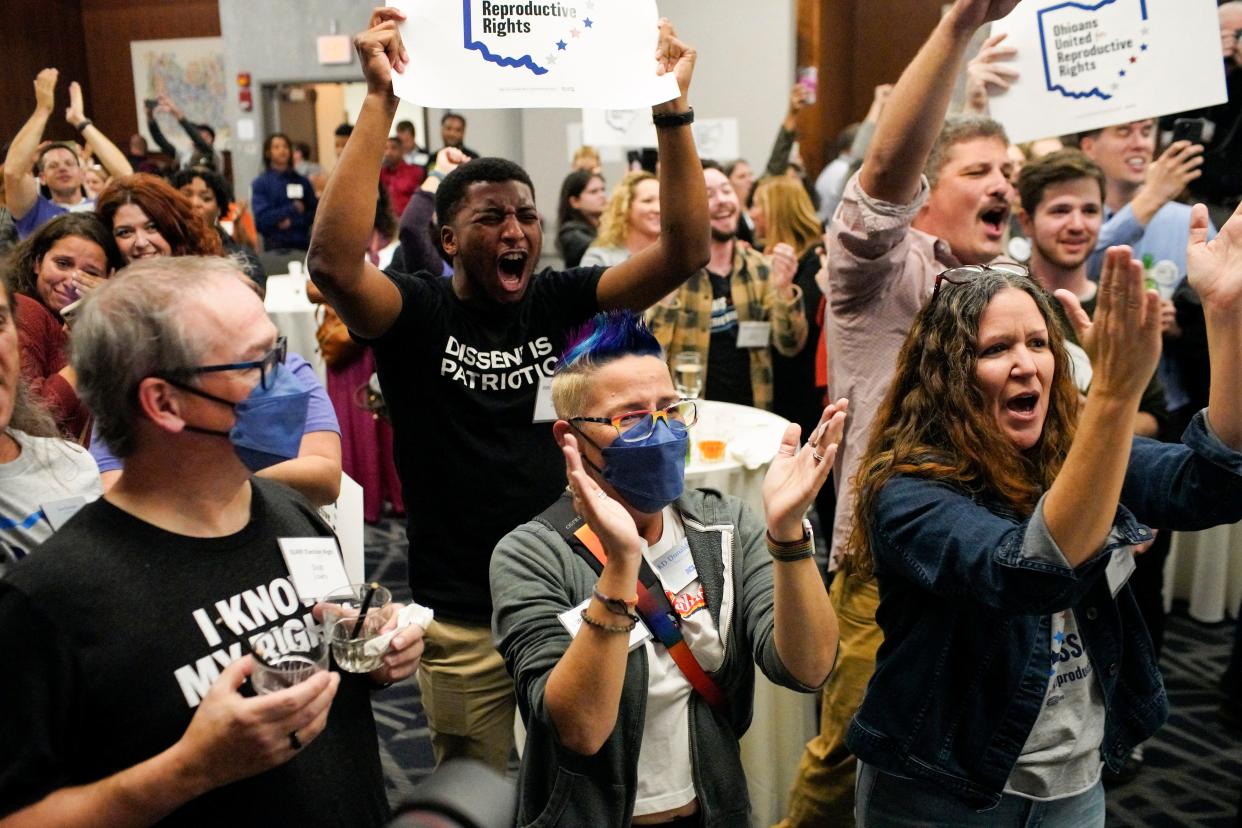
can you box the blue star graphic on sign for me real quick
[556,39,567,50]
[1054,631,1065,644]
[1120,70,1127,77]
[584,17,593,27]
[1140,43,1148,51]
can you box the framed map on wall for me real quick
[131,37,228,152]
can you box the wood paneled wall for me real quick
[795,0,944,178]
[80,0,221,145]
[0,0,219,162]
[0,0,93,148]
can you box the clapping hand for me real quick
[1187,202,1242,311]
[770,243,798,299]
[65,81,86,129]
[355,7,410,96]
[562,432,643,561]
[763,399,848,541]
[1055,247,1161,402]
[34,68,58,114]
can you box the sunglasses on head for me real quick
[931,263,1030,302]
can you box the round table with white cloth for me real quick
[264,273,324,383]
[1163,522,1242,623]
[686,400,819,827]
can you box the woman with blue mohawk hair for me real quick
[491,310,846,827]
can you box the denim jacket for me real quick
[846,411,1242,810]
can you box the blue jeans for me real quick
[856,762,1105,827]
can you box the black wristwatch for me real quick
[652,107,695,129]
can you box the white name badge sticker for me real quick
[1106,546,1138,599]
[278,537,351,603]
[558,597,651,652]
[736,320,771,349]
[647,538,697,595]
[532,375,557,423]
[286,183,305,200]
[412,152,431,166]
[41,496,87,531]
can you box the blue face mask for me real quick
[580,418,688,514]
[169,361,311,472]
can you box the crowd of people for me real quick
[1,0,1241,825]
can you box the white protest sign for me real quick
[391,0,680,109]
[989,0,1227,144]
[583,109,740,159]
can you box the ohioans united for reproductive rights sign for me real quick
[391,0,680,109]
[989,0,1227,143]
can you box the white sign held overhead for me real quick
[988,0,1227,144]
[583,109,739,159]
[390,0,680,109]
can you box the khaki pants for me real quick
[416,618,516,773]
[776,573,882,828]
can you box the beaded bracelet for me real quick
[593,585,639,621]
[580,608,637,634]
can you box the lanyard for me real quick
[572,522,728,714]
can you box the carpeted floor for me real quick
[363,518,1242,826]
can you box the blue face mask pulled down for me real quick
[174,361,311,472]
[589,418,688,514]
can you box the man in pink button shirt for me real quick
[780,0,1021,823]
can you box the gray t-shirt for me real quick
[1004,609,1106,800]
[580,245,631,268]
[0,430,101,571]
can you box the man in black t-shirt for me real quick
[307,10,709,770]
[0,258,421,824]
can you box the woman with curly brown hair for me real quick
[95,173,222,265]
[844,219,1242,825]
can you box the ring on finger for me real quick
[813,451,825,463]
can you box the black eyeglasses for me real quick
[570,399,698,444]
[185,336,287,390]
[931,263,1030,302]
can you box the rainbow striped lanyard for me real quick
[571,521,728,714]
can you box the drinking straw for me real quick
[350,582,380,640]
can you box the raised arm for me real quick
[861,0,1021,204]
[763,84,808,177]
[145,105,177,158]
[306,8,405,339]
[1188,202,1242,449]
[397,147,462,275]
[760,402,846,686]
[1050,247,1162,565]
[596,21,710,311]
[3,69,58,221]
[64,83,132,180]
[158,95,215,157]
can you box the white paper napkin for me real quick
[362,602,435,657]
